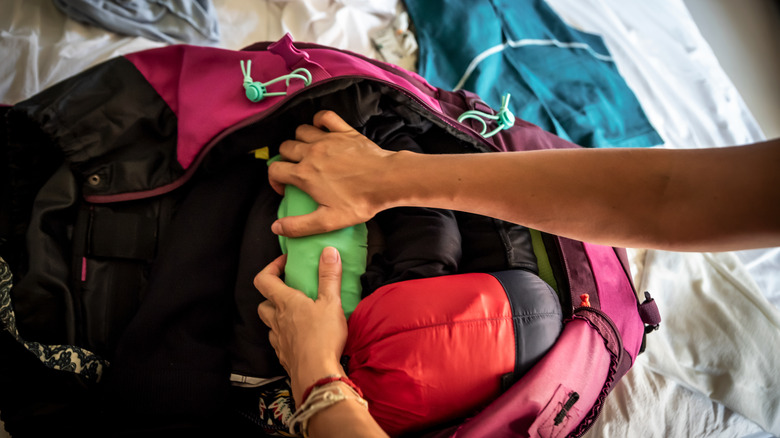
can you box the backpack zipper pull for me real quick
[240,60,313,103]
[457,93,515,138]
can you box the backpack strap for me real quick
[554,236,601,311]
[638,291,661,331]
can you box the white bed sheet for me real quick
[544,1,780,436]
[1,1,778,437]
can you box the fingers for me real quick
[267,329,279,350]
[313,110,354,133]
[265,327,288,372]
[278,113,353,161]
[257,300,275,328]
[267,160,295,196]
[278,138,308,163]
[294,124,328,143]
[253,254,288,303]
[271,207,343,237]
[317,247,343,303]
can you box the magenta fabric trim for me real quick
[582,242,644,359]
[453,320,611,437]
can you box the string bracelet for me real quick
[300,374,364,405]
[287,381,369,437]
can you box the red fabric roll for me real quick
[345,273,516,436]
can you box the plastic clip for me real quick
[639,291,661,333]
[457,93,515,138]
[240,60,313,103]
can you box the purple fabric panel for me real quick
[614,247,636,290]
[493,118,578,153]
[610,348,633,392]
[583,242,644,359]
[440,89,581,153]
[451,320,611,438]
[557,237,601,310]
[125,34,444,170]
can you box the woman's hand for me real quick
[255,247,348,406]
[267,110,402,237]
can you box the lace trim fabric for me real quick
[0,257,107,382]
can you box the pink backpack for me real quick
[345,238,660,437]
[1,34,660,437]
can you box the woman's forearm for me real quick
[270,111,779,251]
[385,140,780,251]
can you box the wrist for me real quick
[288,380,370,437]
[376,150,427,210]
[383,150,462,212]
[300,375,364,406]
[291,361,346,406]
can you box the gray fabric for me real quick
[53,0,220,45]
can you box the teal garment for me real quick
[269,157,367,318]
[405,0,663,148]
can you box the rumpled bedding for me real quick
[51,0,220,45]
[543,1,779,436]
[0,1,778,437]
[599,249,780,437]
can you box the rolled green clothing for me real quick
[268,155,367,318]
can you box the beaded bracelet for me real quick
[287,381,369,437]
[300,374,364,405]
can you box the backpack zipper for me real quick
[569,305,624,437]
[84,75,492,204]
[574,306,622,352]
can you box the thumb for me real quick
[272,207,344,237]
[317,246,343,303]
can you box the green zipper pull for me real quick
[457,93,515,138]
[240,60,313,103]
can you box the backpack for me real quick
[0,34,660,437]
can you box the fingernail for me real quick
[322,246,339,264]
[271,221,282,234]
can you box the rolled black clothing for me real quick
[359,102,462,294]
[456,212,538,275]
[362,206,462,295]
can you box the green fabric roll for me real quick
[269,156,367,318]
[529,228,559,296]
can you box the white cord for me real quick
[287,382,369,437]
